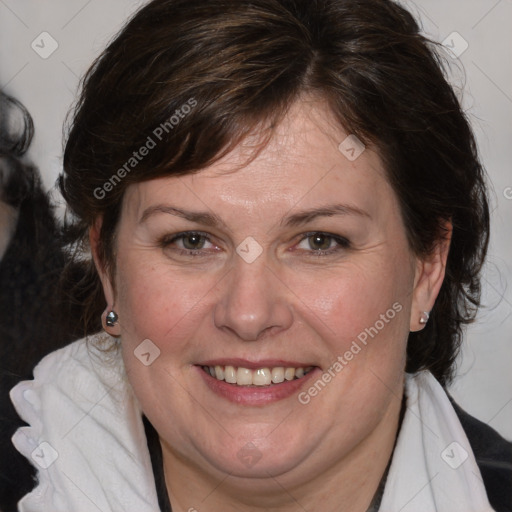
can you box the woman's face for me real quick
[96,100,437,490]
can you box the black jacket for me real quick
[450,398,512,512]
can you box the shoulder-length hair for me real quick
[60,0,489,386]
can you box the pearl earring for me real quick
[419,311,430,324]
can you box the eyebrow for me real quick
[139,205,226,227]
[282,203,371,227]
[139,203,370,228]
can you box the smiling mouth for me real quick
[201,365,315,387]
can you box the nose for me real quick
[213,256,294,342]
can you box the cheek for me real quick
[113,254,216,353]
[289,257,413,355]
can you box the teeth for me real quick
[284,368,295,381]
[253,368,271,386]
[271,367,285,384]
[237,367,253,386]
[224,365,237,383]
[214,365,224,380]
[204,365,313,386]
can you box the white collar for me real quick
[380,371,494,511]
[11,335,494,511]
[10,334,160,511]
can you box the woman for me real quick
[9,0,512,510]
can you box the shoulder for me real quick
[8,334,160,512]
[10,333,123,424]
[449,396,512,512]
[2,335,113,511]
[14,332,119,384]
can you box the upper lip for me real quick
[195,358,317,369]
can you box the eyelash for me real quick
[160,232,217,257]
[295,231,351,256]
[159,231,351,257]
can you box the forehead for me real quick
[123,99,394,222]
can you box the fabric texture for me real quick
[9,334,159,511]
[10,334,498,511]
[450,398,512,512]
[379,372,495,511]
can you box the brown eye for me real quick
[294,232,350,255]
[307,233,333,251]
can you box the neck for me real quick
[158,390,404,512]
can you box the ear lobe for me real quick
[89,218,120,335]
[409,221,452,332]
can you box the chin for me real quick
[196,433,312,481]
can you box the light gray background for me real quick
[1,0,511,439]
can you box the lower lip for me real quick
[196,366,321,406]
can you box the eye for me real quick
[295,232,350,255]
[178,232,209,250]
[160,231,218,255]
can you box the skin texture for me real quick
[92,99,450,512]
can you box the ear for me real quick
[90,217,120,336]
[409,221,452,332]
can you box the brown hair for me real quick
[60,0,489,385]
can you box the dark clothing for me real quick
[450,398,512,512]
